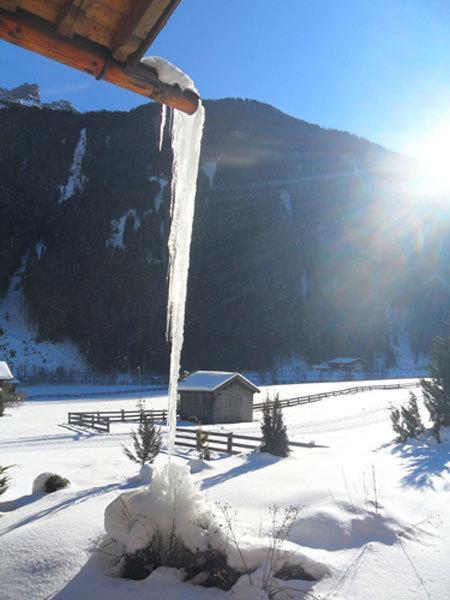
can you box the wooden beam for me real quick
[0,7,199,114]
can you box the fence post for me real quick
[163,410,166,423]
[227,432,233,455]
[106,417,110,433]
[140,410,144,422]
[97,411,100,422]
[121,409,125,422]
[91,415,94,428]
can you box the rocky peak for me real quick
[0,83,76,112]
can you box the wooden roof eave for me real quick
[0,4,199,114]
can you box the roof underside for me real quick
[178,371,260,393]
[0,0,199,113]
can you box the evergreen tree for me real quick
[390,407,407,443]
[401,393,424,438]
[260,394,290,457]
[390,393,424,443]
[122,418,162,466]
[421,336,450,441]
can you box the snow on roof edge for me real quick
[178,370,259,392]
[0,361,14,380]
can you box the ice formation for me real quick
[104,462,220,555]
[149,57,204,459]
[158,104,167,151]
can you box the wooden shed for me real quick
[0,0,199,113]
[178,371,259,425]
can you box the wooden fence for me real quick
[67,380,420,449]
[67,409,322,453]
[174,427,321,455]
[68,408,167,432]
[253,381,420,411]
[27,385,162,401]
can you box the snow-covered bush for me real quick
[122,418,162,469]
[0,465,13,496]
[32,472,70,494]
[103,464,328,592]
[260,394,290,457]
[390,392,424,443]
[104,462,238,587]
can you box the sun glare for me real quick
[415,118,450,196]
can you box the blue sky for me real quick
[1,0,450,155]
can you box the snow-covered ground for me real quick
[1,380,449,599]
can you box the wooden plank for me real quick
[110,0,152,59]
[56,0,83,36]
[126,0,180,66]
[0,7,199,114]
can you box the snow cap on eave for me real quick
[0,361,14,380]
[178,371,259,393]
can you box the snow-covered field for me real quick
[1,380,449,599]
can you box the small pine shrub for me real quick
[421,336,450,441]
[390,407,407,443]
[196,428,211,461]
[0,465,13,496]
[44,474,70,493]
[260,394,290,457]
[390,393,424,443]
[123,417,162,466]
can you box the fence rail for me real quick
[27,386,163,401]
[67,410,325,454]
[68,408,167,432]
[67,380,420,450]
[253,381,420,410]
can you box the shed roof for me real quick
[178,371,259,393]
[0,361,14,380]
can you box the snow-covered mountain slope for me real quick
[0,261,86,378]
[1,94,449,376]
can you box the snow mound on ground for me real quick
[104,462,222,555]
[288,503,409,551]
[187,458,212,474]
[32,472,55,493]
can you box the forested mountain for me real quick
[1,87,449,376]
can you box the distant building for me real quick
[313,358,367,373]
[0,361,17,392]
[178,371,259,424]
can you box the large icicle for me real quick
[158,104,167,151]
[166,103,204,458]
[142,55,205,459]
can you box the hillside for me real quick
[1,89,449,377]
